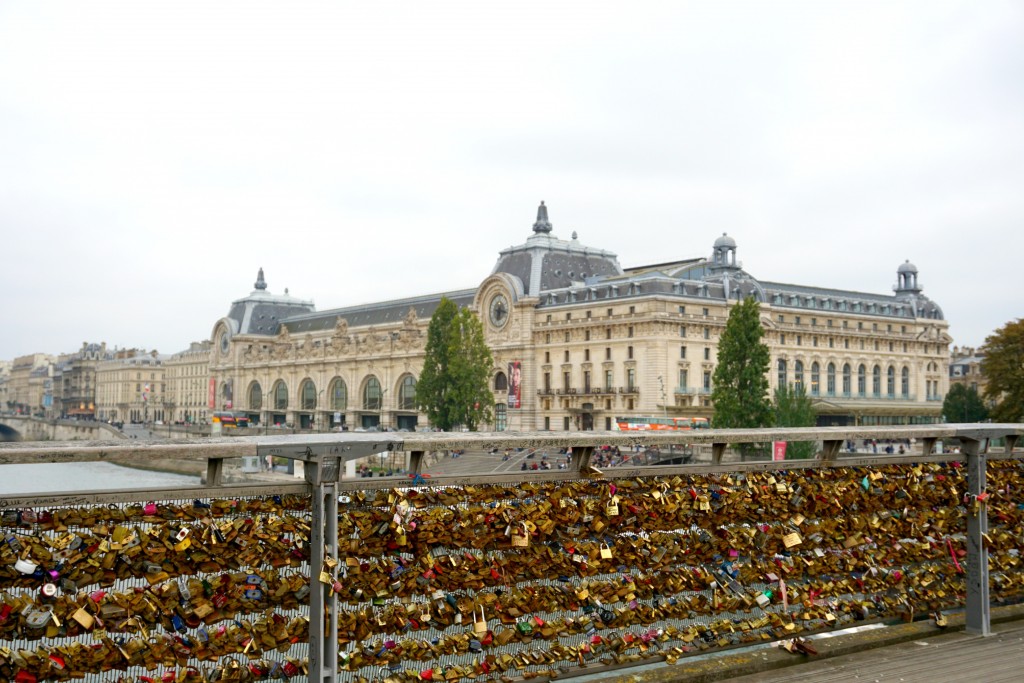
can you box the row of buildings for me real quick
[3,203,966,430]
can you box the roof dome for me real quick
[714,232,736,249]
[897,260,918,274]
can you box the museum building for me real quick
[209,203,950,432]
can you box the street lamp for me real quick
[657,376,667,419]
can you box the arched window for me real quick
[842,363,851,395]
[794,360,804,392]
[329,377,348,410]
[886,366,895,397]
[398,376,417,410]
[495,403,507,431]
[826,363,836,395]
[777,359,787,387]
[872,365,881,396]
[273,380,288,410]
[494,372,508,392]
[363,376,382,410]
[901,367,910,397]
[301,379,317,410]
[248,382,262,410]
[810,362,820,395]
[857,365,866,396]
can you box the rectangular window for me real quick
[703,372,712,390]
[627,368,636,391]
[680,345,687,359]
[887,324,892,332]
[680,325,686,337]
[827,319,833,327]
[583,370,591,392]
[605,347,611,360]
[545,333,551,343]
[605,417,612,430]
[703,307,709,317]
[607,308,613,317]
[544,373,551,392]
[795,316,801,325]
[628,326,634,338]
[563,416,570,430]
[606,328,612,340]
[842,320,848,329]
[703,347,711,360]
[679,305,686,314]
[678,369,688,388]
[780,334,786,345]
[544,351,550,363]
[565,331,570,342]
[544,417,550,430]
[585,330,591,341]
[778,315,784,323]
[845,339,850,349]
[605,370,613,390]
[811,318,817,326]
[564,350,569,362]
[563,372,570,391]
[546,315,551,322]
[586,310,592,319]
[858,322,863,330]
[566,313,572,321]
[584,349,590,361]
[829,338,834,348]
[629,305,635,314]
[703,327,710,339]
[627,346,634,360]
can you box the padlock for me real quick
[143,502,158,516]
[15,558,38,574]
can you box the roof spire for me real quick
[532,200,552,234]
[254,267,267,291]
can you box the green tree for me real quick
[980,318,1024,423]
[415,298,495,431]
[712,296,772,431]
[942,384,989,423]
[773,384,817,459]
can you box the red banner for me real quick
[508,361,521,409]
[208,378,216,409]
[773,441,788,461]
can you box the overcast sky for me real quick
[1,1,1021,361]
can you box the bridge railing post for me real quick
[963,436,991,636]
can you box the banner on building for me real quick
[772,441,787,461]
[208,378,216,409]
[508,361,522,409]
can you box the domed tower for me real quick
[490,202,623,297]
[709,232,740,271]
[895,260,921,294]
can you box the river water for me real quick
[1,462,199,495]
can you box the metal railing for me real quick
[0,424,1022,683]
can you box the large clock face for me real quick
[489,293,509,328]
[219,330,230,356]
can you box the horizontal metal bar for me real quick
[0,482,310,508]
[1,424,1021,466]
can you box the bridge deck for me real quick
[595,605,1024,683]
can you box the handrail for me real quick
[0,424,1021,683]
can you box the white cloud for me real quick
[1,0,1021,358]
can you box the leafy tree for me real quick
[415,298,495,431]
[773,384,817,459]
[980,318,1024,423]
[942,384,989,424]
[712,296,772,433]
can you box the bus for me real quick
[614,416,709,431]
[212,411,250,429]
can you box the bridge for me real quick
[0,424,1021,683]
[0,415,124,442]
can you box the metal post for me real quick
[963,437,990,636]
[307,456,341,682]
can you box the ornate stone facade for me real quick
[210,204,950,431]
[95,351,166,423]
[164,341,212,424]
